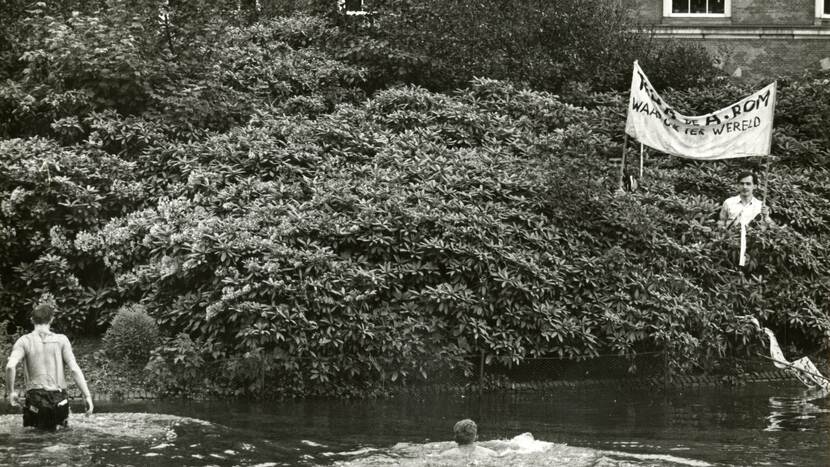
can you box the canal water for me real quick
[1,381,827,466]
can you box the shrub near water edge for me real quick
[0,7,828,398]
[102,304,160,363]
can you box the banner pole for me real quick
[762,81,777,207]
[639,143,644,179]
[618,134,628,191]
[762,156,771,205]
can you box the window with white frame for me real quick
[664,0,729,17]
[339,0,366,15]
[818,0,830,18]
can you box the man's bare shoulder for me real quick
[7,335,29,363]
[42,332,71,346]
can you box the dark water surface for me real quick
[1,381,828,466]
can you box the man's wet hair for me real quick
[31,303,55,325]
[453,419,478,445]
[737,171,758,184]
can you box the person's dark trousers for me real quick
[23,389,70,430]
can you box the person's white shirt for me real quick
[719,195,762,229]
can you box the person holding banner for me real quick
[718,171,772,230]
[623,61,778,267]
[718,171,773,266]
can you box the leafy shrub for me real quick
[73,73,828,396]
[0,320,21,386]
[0,8,366,141]
[0,137,140,331]
[144,333,206,397]
[17,6,158,117]
[102,304,160,363]
[340,0,720,92]
[0,9,367,333]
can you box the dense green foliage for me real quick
[335,0,719,92]
[102,304,160,362]
[0,4,827,398]
[0,3,366,334]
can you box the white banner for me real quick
[624,61,776,160]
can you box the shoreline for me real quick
[67,368,803,403]
[61,337,823,402]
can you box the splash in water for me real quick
[326,432,711,467]
[0,412,209,466]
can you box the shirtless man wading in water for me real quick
[5,303,93,430]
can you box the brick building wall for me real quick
[731,0,815,25]
[626,0,821,24]
[623,0,830,79]
[701,38,830,77]
[627,0,663,22]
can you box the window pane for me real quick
[690,0,707,13]
[345,0,363,11]
[825,1,830,15]
[710,0,725,14]
[672,0,688,13]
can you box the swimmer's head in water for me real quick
[31,303,55,325]
[453,419,478,445]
